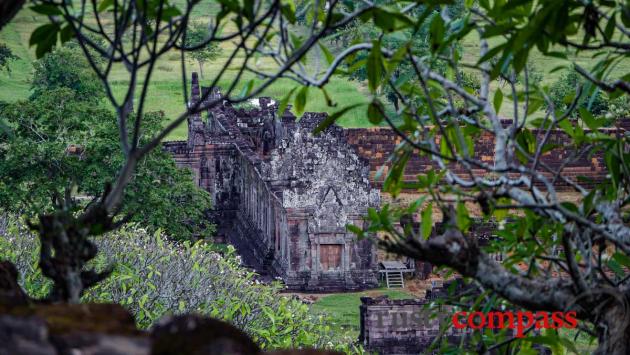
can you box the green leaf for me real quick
[579,108,602,130]
[612,252,630,268]
[276,87,296,118]
[513,48,529,73]
[161,6,182,20]
[98,0,114,12]
[429,13,445,52]
[29,24,57,47]
[557,119,575,138]
[560,201,579,214]
[289,33,303,50]
[557,336,580,354]
[318,41,334,65]
[243,0,255,21]
[281,1,297,24]
[608,258,625,278]
[515,129,535,163]
[387,45,408,73]
[30,24,60,59]
[604,15,616,40]
[526,98,544,115]
[30,4,62,15]
[406,196,427,214]
[59,25,74,44]
[294,86,308,116]
[373,8,395,32]
[367,100,384,125]
[622,4,630,27]
[477,43,505,65]
[239,79,255,98]
[367,207,379,222]
[367,40,382,93]
[493,198,510,220]
[605,149,621,188]
[313,104,362,135]
[527,335,563,353]
[456,201,470,232]
[383,151,409,197]
[421,203,432,240]
[320,87,335,107]
[346,224,365,241]
[493,88,503,114]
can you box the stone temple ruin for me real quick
[165,73,618,293]
[165,73,380,291]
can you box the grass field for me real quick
[460,30,630,120]
[0,8,370,140]
[2,6,628,140]
[310,288,414,338]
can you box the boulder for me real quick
[151,314,260,355]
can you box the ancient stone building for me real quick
[165,73,621,291]
[165,73,380,291]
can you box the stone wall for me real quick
[344,123,627,190]
[359,293,470,354]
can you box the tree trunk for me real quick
[595,305,630,355]
[198,61,204,79]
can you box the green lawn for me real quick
[460,30,630,121]
[0,7,370,141]
[310,288,415,338]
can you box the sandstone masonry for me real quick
[165,73,379,291]
[165,73,621,292]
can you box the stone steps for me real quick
[385,270,404,288]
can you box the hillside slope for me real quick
[0,7,370,140]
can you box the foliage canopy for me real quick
[0,46,213,240]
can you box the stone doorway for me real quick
[320,244,342,271]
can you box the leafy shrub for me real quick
[0,215,362,353]
[605,95,630,120]
[458,71,481,94]
[0,43,18,73]
[548,69,609,116]
[0,215,52,299]
[31,45,104,101]
[548,69,630,120]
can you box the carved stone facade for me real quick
[165,73,379,291]
[165,73,622,291]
